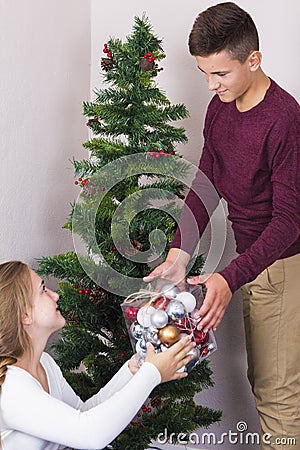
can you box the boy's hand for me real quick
[143,248,190,288]
[187,273,232,332]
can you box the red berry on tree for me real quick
[107,52,112,58]
[155,153,160,158]
[78,289,83,294]
[74,181,79,185]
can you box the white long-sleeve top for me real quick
[0,352,161,450]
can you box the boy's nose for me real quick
[207,75,220,91]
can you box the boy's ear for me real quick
[248,51,262,72]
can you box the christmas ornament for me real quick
[83,182,97,198]
[140,51,156,71]
[140,57,154,72]
[65,309,80,325]
[136,339,147,355]
[130,322,144,340]
[125,306,139,321]
[165,299,186,321]
[150,309,168,328]
[101,57,114,72]
[185,346,201,372]
[176,292,196,313]
[158,324,180,347]
[201,346,209,356]
[137,305,156,327]
[144,326,161,346]
[153,296,169,310]
[160,283,180,299]
[150,395,162,408]
[193,330,209,345]
[121,282,217,372]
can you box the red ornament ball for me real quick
[154,296,169,310]
[201,346,209,356]
[125,306,139,321]
[194,330,209,345]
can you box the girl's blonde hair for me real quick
[0,261,33,393]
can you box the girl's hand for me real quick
[128,353,141,375]
[145,334,196,382]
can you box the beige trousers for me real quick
[241,253,300,450]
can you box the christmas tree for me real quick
[38,15,221,450]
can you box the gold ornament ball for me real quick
[158,324,180,347]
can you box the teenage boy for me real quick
[144,2,300,449]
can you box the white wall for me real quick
[91,1,300,449]
[0,0,91,268]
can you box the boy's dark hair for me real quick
[188,2,259,63]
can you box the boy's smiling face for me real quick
[195,49,260,107]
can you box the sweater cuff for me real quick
[218,267,242,294]
[139,362,161,385]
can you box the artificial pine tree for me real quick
[38,15,221,450]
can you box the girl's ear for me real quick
[22,312,32,326]
[248,51,262,72]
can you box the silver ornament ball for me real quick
[160,283,180,299]
[144,326,161,346]
[185,346,200,372]
[150,309,169,329]
[165,299,186,321]
[130,322,144,340]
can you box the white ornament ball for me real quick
[176,292,196,313]
[137,305,156,327]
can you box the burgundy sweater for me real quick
[171,79,300,293]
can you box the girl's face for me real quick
[27,269,66,337]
